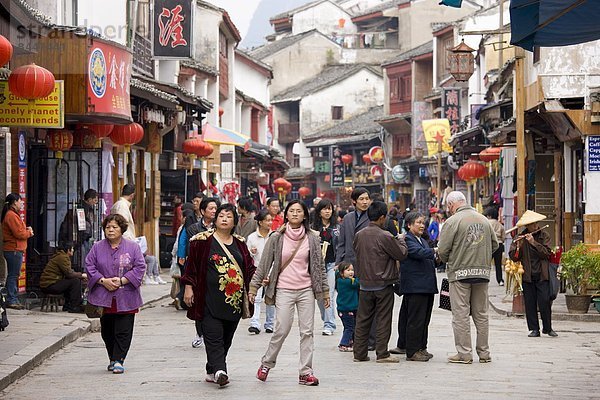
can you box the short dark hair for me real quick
[84,189,98,201]
[338,261,353,276]
[215,203,239,234]
[266,197,279,207]
[370,193,384,202]
[102,213,128,234]
[237,196,256,212]
[283,199,310,230]
[200,197,221,212]
[58,241,75,253]
[367,201,387,221]
[484,207,499,220]
[404,211,424,229]
[193,192,205,201]
[351,187,370,202]
[254,208,270,223]
[312,198,336,230]
[121,184,135,196]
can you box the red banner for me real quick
[87,40,132,118]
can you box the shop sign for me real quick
[330,146,344,187]
[391,165,409,183]
[153,0,193,59]
[369,146,384,163]
[443,88,461,135]
[88,41,132,118]
[422,119,453,157]
[0,81,64,128]
[413,101,431,155]
[315,161,330,173]
[588,135,600,172]
[18,130,27,293]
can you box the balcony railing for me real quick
[132,33,153,78]
[278,122,300,144]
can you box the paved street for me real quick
[2,294,600,400]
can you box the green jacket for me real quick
[438,205,499,282]
[39,251,81,288]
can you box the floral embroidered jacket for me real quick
[181,230,255,321]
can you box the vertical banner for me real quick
[153,0,193,58]
[443,88,461,135]
[422,119,453,157]
[330,146,344,188]
[17,130,27,293]
[412,101,432,155]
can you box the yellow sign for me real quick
[0,81,64,128]
[422,118,453,156]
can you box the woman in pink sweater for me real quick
[249,200,330,386]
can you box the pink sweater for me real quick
[277,225,311,290]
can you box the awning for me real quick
[510,0,600,51]
[304,133,379,147]
[202,123,250,147]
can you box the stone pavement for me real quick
[1,271,599,398]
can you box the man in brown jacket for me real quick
[353,201,408,363]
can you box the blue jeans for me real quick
[338,310,356,346]
[250,286,275,330]
[4,251,23,304]
[317,262,337,332]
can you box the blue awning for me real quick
[510,0,600,51]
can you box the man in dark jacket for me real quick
[352,201,408,363]
[40,242,87,312]
[336,188,371,265]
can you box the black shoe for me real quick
[389,347,406,355]
[544,330,558,337]
[265,328,273,333]
[528,330,540,337]
[367,345,376,351]
[248,326,260,334]
[67,306,85,313]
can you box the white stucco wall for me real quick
[234,57,270,106]
[292,2,356,36]
[300,69,383,134]
[194,7,222,69]
[76,0,128,45]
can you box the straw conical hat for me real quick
[506,210,546,234]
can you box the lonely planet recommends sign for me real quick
[0,81,64,128]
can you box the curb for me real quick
[489,300,600,322]
[0,294,170,392]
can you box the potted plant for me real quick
[560,243,600,314]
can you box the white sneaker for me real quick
[322,329,334,336]
[192,335,204,348]
[154,275,167,285]
[144,275,158,285]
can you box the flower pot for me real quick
[565,294,592,314]
[593,298,600,314]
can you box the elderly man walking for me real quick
[438,191,498,364]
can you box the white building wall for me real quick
[234,59,270,106]
[292,2,356,36]
[194,8,221,69]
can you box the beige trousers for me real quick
[449,280,490,358]
[261,287,315,375]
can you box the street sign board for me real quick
[0,81,64,128]
[588,135,600,172]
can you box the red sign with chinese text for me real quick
[87,40,132,119]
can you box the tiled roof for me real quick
[272,64,382,103]
[235,49,273,73]
[431,22,452,33]
[130,78,179,104]
[180,60,218,76]
[304,105,383,141]
[382,40,433,66]
[248,30,335,60]
[352,0,409,18]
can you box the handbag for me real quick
[84,303,104,319]
[213,235,252,319]
[548,263,560,301]
[439,278,452,311]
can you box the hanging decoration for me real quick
[110,122,144,152]
[298,186,311,198]
[46,129,73,159]
[457,160,487,183]
[479,147,502,163]
[0,34,13,67]
[341,154,353,165]
[73,127,98,149]
[362,153,371,164]
[222,182,239,204]
[8,63,55,99]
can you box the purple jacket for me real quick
[86,238,146,311]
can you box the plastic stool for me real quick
[41,294,63,312]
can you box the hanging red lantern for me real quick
[298,186,311,198]
[183,138,204,171]
[284,180,292,194]
[46,129,73,159]
[479,147,502,163]
[110,122,144,151]
[458,160,487,182]
[73,127,98,149]
[341,154,353,165]
[362,153,371,164]
[197,140,214,158]
[8,63,55,99]
[273,177,288,193]
[88,124,114,139]
[0,35,13,67]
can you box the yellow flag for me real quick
[422,119,453,156]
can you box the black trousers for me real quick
[353,286,394,360]
[201,311,239,374]
[404,294,434,357]
[523,279,552,332]
[41,278,82,309]
[100,313,136,363]
[492,243,505,283]
[195,319,204,337]
[396,296,408,348]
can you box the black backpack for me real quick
[0,286,9,331]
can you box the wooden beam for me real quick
[554,150,562,247]
[515,47,527,218]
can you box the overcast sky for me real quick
[208,0,260,38]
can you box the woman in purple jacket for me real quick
[86,214,146,374]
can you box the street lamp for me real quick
[448,39,475,82]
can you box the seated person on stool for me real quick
[40,241,87,312]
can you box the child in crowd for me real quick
[335,262,359,352]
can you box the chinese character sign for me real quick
[87,40,132,119]
[330,147,345,188]
[412,101,432,155]
[422,119,453,156]
[154,0,193,58]
[443,88,461,135]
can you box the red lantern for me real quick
[273,177,288,193]
[88,124,114,139]
[218,107,225,117]
[362,153,371,164]
[458,161,487,182]
[298,186,311,198]
[8,63,55,99]
[341,154,353,165]
[110,122,144,151]
[197,140,214,158]
[479,147,501,163]
[73,127,98,149]
[0,35,13,67]
[46,129,73,159]
[284,180,292,193]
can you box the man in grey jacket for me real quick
[336,187,371,265]
[438,191,498,364]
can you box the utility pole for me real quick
[515,46,527,217]
[437,139,442,208]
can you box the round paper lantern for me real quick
[0,35,14,66]
[369,146,384,163]
[341,154,353,165]
[362,153,371,164]
[73,127,98,149]
[183,138,204,170]
[46,129,73,159]
[273,177,288,193]
[458,161,487,182]
[88,124,114,139]
[479,147,502,163]
[197,140,214,158]
[298,186,311,198]
[110,122,144,151]
[284,180,292,193]
[9,63,55,99]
